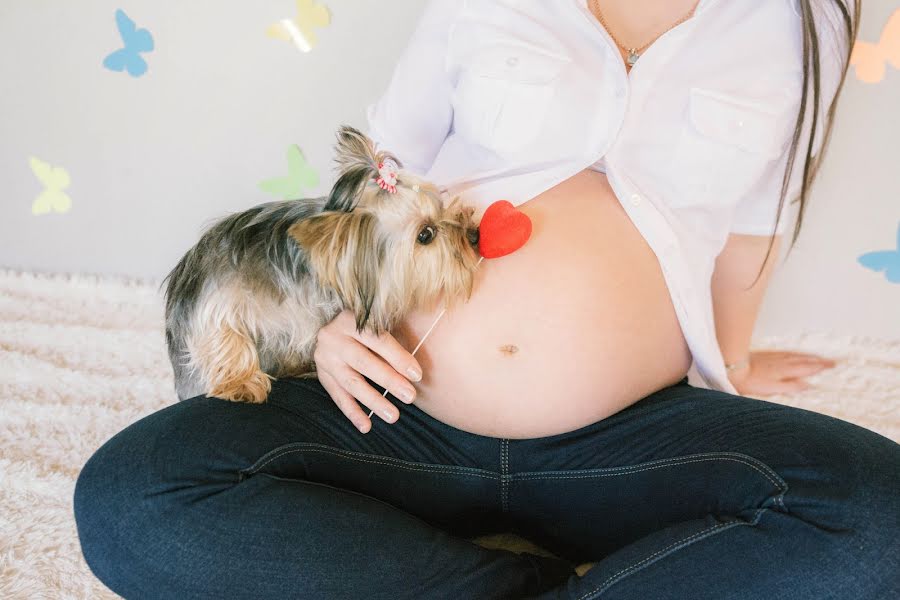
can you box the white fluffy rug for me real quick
[1,269,898,599]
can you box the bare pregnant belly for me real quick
[391,169,693,439]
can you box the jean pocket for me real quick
[238,442,499,533]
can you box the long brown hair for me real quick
[748,0,861,289]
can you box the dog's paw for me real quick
[212,371,274,404]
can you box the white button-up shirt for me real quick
[364,0,848,393]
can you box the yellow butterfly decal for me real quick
[850,9,900,84]
[29,157,72,215]
[266,0,331,53]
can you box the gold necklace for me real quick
[589,0,701,68]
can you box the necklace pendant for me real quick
[626,49,640,66]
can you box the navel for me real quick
[498,344,519,356]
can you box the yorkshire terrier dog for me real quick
[163,125,481,403]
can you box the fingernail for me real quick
[382,409,396,422]
[358,422,369,433]
[406,367,422,382]
[399,388,415,403]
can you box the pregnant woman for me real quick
[74,1,899,598]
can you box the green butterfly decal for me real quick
[29,156,72,215]
[259,144,319,199]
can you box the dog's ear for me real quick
[325,125,404,212]
[324,164,373,212]
[289,210,384,331]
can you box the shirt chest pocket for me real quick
[451,44,570,158]
[667,87,791,207]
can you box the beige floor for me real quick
[1,269,898,599]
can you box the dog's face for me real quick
[289,125,481,333]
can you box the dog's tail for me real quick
[162,241,215,400]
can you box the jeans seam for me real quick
[501,439,510,513]
[239,442,500,481]
[512,452,788,509]
[578,505,773,599]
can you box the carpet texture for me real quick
[1,269,898,599]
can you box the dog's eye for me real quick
[417,225,436,245]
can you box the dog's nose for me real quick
[466,228,479,247]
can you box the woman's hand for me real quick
[728,350,838,397]
[313,309,423,434]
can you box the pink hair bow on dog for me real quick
[375,159,399,193]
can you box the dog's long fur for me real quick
[163,125,481,403]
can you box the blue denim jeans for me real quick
[74,376,900,599]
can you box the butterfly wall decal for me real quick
[29,157,72,216]
[266,0,331,53]
[857,222,900,284]
[103,9,155,78]
[259,144,319,199]
[850,9,900,84]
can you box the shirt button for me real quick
[506,56,519,67]
[630,193,641,206]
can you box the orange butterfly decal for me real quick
[850,9,900,84]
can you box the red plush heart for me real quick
[477,200,533,259]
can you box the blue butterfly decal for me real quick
[103,9,154,78]
[857,222,900,284]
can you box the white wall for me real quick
[0,0,421,277]
[1,0,898,340]
[760,1,900,340]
